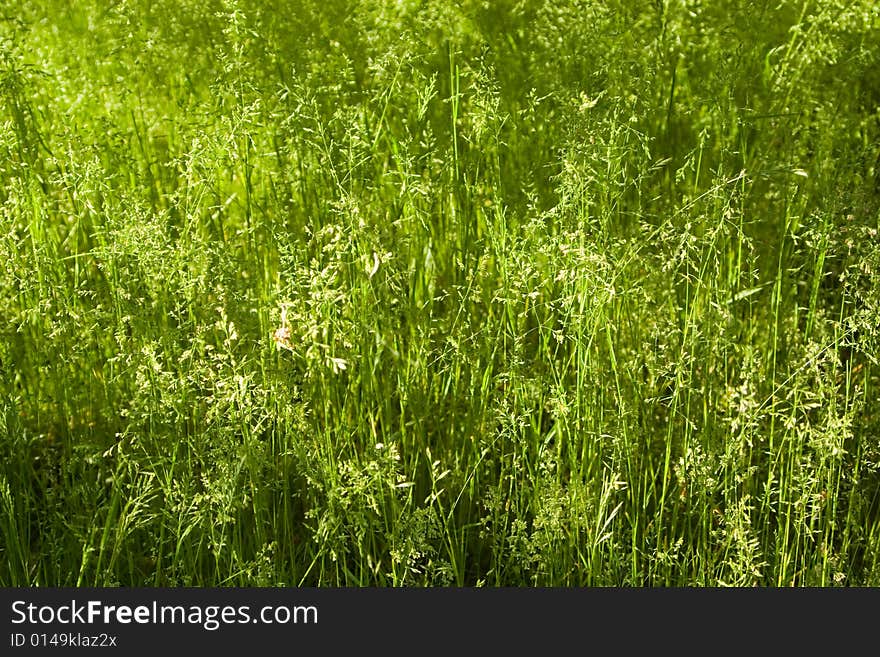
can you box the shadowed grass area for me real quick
[1,0,879,586]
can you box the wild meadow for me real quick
[1,0,879,586]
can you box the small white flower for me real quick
[272,326,293,351]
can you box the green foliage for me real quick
[1,0,879,586]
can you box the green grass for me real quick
[1,0,879,586]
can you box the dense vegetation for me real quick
[1,0,879,586]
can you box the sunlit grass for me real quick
[1,0,879,586]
